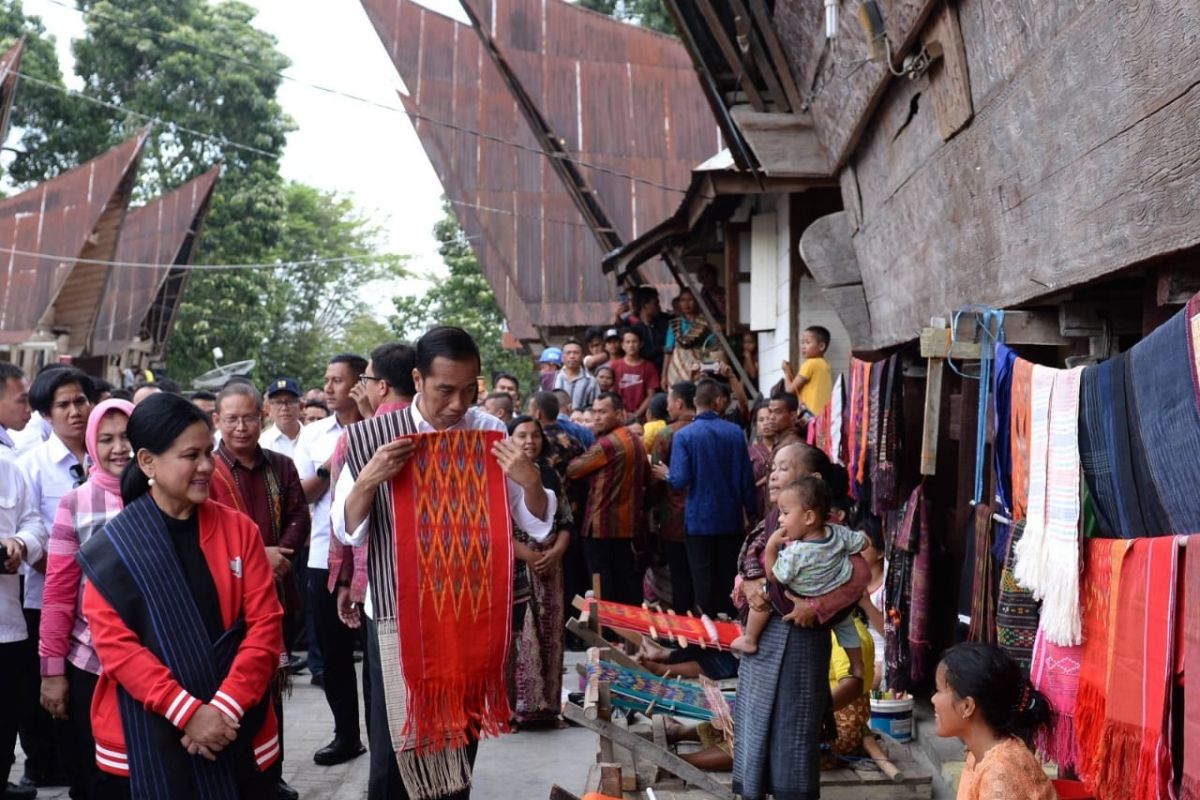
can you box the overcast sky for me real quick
[27,0,468,312]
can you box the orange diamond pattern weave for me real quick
[390,429,513,752]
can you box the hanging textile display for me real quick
[1009,357,1033,522]
[995,522,1039,672]
[871,355,902,515]
[1030,628,1081,771]
[828,374,844,464]
[884,483,932,691]
[1074,538,1132,786]
[1127,308,1200,534]
[1183,538,1200,800]
[1092,537,1180,800]
[966,503,997,644]
[992,344,1018,514]
[1013,365,1085,646]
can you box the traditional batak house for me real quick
[88,165,220,380]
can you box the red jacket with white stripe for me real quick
[83,500,284,776]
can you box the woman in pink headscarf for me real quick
[38,398,134,798]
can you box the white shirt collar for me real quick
[410,394,506,434]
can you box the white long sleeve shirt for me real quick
[0,457,48,643]
[331,396,556,619]
[17,433,82,610]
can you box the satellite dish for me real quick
[192,359,256,391]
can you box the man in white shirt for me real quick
[553,338,597,411]
[15,366,94,790]
[292,354,365,766]
[0,363,31,461]
[332,326,555,800]
[259,377,303,459]
[0,457,47,800]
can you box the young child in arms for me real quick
[731,476,867,678]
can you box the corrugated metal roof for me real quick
[0,38,25,149]
[90,165,220,357]
[363,0,616,334]
[0,130,148,346]
[461,0,720,277]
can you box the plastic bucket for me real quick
[868,697,915,743]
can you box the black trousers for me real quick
[18,608,74,787]
[0,639,22,785]
[308,568,364,744]
[581,538,642,606]
[67,665,102,799]
[684,533,744,618]
[365,617,478,800]
[664,540,695,614]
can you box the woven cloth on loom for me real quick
[1183,538,1200,800]
[1128,306,1200,534]
[1074,538,1131,787]
[1014,365,1084,646]
[1092,537,1180,800]
[587,660,732,721]
[591,600,742,649]
[1030,628,1081,770]
[995,522,1039,672]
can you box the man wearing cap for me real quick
[260,377,304,459]
[553,338,597,412]
[538,347,562,392]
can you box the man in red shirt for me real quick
[610,328,661,421]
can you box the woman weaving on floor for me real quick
[77,394,284,799]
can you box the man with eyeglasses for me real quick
[260,378,304,459]
[15,366,96,793]
[210,382,309,800]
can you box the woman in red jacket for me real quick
[77,393,284,800]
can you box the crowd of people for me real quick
[0,281,1059,800]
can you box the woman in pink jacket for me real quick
[38,398,134,798]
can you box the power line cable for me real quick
[0,245,399,270]
[28,0,687,196]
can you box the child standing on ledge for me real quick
[731,476,867,679]
[787,325,834,419]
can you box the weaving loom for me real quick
[587,600,741,650]
[586,659,735,721]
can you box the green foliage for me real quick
[391,206,531,385]
[0,0,403,388]
[576,0,675,35]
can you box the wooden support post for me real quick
[920,356,944,475]
[562,702,736,800]
[548,786,583,800]
[564,618,643,671]
[597,763,623,797]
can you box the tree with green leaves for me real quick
[0,0,404,387]
[576,0,675,35]
[391,205,531,386]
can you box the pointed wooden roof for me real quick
[90,165,220,357]
[0,129,148,346]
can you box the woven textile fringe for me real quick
[1030,628,1081,769]
[1015,366,1084,646]
[397,747,471,800]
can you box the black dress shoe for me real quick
[3,781,36,799]
[276,779,299,800]
[313,737,367,766]
[285,654,308,674]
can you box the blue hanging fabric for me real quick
[949,306,1005,506]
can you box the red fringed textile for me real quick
[1091,538,1179,800]
[1184,538,1200,800]
[1073,538,1130,786]
[592,600,741,650]
[390,430,514,753]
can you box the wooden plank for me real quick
[565,618,643,671]
[851,0,1200,347]
[548,786,583,800]
[611,716,639,791]
[924,0,973,140]
[748,0,806,111]
[920,311,1069,358]
[598,763,623,797]
[1156,267,1200,306]
[798,211,862,287]
[695,0,767,112]
[728,0,791,111]
[562,702,736,800]
[728,106,829,176]
[920,356,944,475]
[821,285,874,351]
